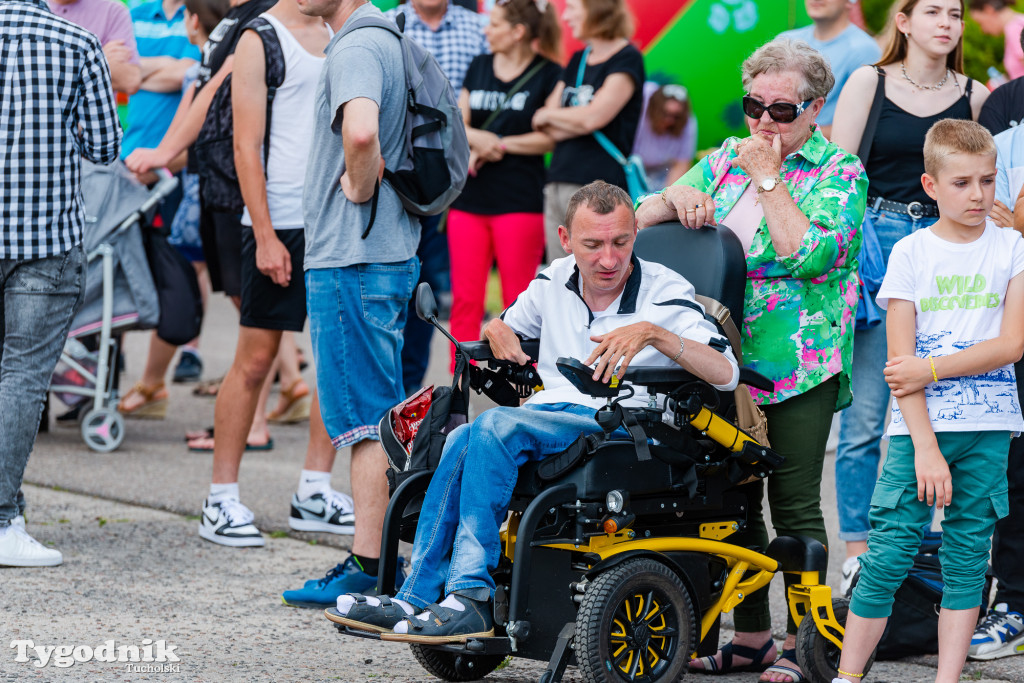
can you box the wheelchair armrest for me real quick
[738,366,773,393]
[461,338,540,362]
[556,357,703,398]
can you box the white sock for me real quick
[297,470,331,501]
[209,483,239,504]
[336,594,416,617]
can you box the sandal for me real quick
[761,649,805,683]
[268,379,310,424]
[184,426,214,442]
[381,597,494,644]
[324,594,414,633]
[192,376,223,397]
[117,382,169,419]
[690,639,776,675]
[186,435,274,452]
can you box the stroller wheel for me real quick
[80,407,125,453]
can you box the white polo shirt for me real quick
[501,255,739,410]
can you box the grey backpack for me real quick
[338,11,470,238]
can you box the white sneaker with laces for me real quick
[289,490,355,534]
[198,498,265,547]
[839,555,860,597]
[0,524,62,567]
[969,603,1024,660]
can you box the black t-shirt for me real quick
[546,44,645,189]
[979,76,1024,135]
[451,54,562,215]
[867,87,973,205]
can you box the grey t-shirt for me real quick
[303,3,420,270]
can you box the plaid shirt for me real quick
[0,0,121,260]
[385,2,487,92]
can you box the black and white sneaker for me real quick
[198,498,265,547]
[289,490,355,535]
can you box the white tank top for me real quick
[242,13,325,231]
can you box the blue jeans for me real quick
[397,403,610,608]
[836,207,936,541]
[401,213,449,394]
[0,245,85,525]
[306,258,419,450]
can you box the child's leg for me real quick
[934,430,1011,682]
[838,435,932,680]
[935,606,981,683]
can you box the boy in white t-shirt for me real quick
[836,119,1024,683]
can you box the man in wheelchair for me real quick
[330,181,740,644]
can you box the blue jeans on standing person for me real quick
[0,245,85,526]
[836,207,937,542]
[401,213,449,395]
[306,257,420,450]
[396,402,614,608]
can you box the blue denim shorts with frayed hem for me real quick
[306,257,420,450]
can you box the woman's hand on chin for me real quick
[732,133,783,184]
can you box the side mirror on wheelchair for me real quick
[415,282,439,323]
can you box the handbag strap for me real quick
[573,46,630,168]
[479,59,546,132]
[695,294,743,365]
[857,66,886,163]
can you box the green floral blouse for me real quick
[667,129,867,409]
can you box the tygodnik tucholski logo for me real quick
[10,638,181,671]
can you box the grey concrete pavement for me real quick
[5,293,1022,682]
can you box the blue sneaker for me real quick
[969,603,1024,660]
[282,555,406,609]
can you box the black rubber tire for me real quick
[408,644,506,682]
[796,596,874,683]
[575,557,696,683]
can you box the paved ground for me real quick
[5,293,1023,682]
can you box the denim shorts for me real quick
[306,257,420,449]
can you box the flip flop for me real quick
[761,649,805,683]
[184,426,214,442]
[690,639,775,675]
[186,436,274,452]
[192,376,223,397]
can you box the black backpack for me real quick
[193,17,286,214]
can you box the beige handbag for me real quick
[695,295,771,448]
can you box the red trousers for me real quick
[446,209,545,370]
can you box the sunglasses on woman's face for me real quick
[742,96,814,123]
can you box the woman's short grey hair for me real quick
[741,39,835,101]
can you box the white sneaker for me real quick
[13,514,25,528]
[969,603,1024,660]
[839,555,860,597]
[289,490,355,534]
[198,498,265,547]
[0,524,63,567]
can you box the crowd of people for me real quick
[3,0,1024,681]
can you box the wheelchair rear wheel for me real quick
[408,644,507,681]
[575,557,696,682]
[796,596,874,683]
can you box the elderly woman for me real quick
[636,39,867,683]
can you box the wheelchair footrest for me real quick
[332,624,383,641]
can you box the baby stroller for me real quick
[49,161,177,453]
[329,223,872,682]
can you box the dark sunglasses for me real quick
[742,96,814,123]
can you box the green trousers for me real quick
[731,375,839,634]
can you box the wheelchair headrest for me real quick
[633,223,746,326]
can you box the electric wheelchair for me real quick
[328,223,871,683]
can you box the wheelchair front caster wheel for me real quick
[575,557,696,682]
[795,596,874,683]
[408,644,507,682]
[81,407,125,453]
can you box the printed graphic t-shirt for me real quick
[876,223,1024,436]
[547,44,644,190]
[451,53,561,215]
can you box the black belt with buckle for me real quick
[868,196,939,219]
